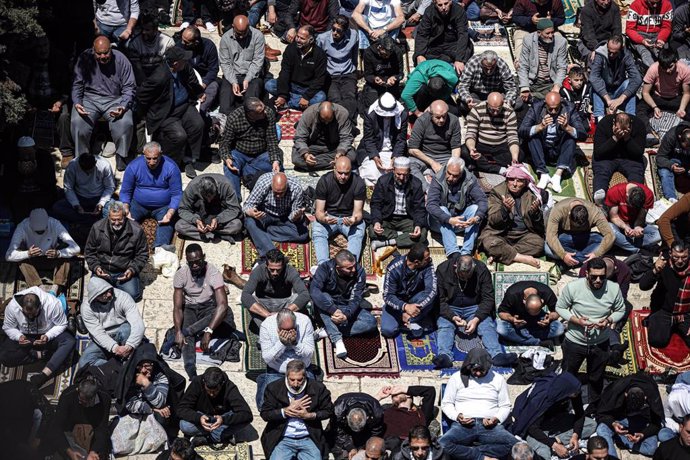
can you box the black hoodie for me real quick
[176,372,253,427]
[460,348,493,387]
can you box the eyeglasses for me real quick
[588,274,605,280]
[410,446,430,451]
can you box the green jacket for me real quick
[401,60,459,112]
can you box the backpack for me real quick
[624,253,654,283]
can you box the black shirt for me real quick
[653,438,690,460]
[498,281,558,316]
[315,172,366,217]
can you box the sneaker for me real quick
[205,21,217,32]
[432,353,453,369]
[550,175,562,194]
[313,327,329,341]
[179,21,190,30]
[184,163,197,179]
[537,173,551,189]
[670,198,678,204]
[593,189,606,206]
[190,435,209,448]
[334,340,348,359]
[371,239,391,251]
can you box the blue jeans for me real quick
[270,436,321,460]
[248,0,267,26]
[222,150,274,199]
[245,215,310,257]
[440,420,517,460]
[593,79,636,118]
[428,205,479,257]
[264,79,327,110]
[658,159,683,200]
[96,22,127,45]
[78,322,131,368]
[128,199,174,248]
[528,135,576,175]
[381,291,436,338]
[358,28,399,49]
[544,233,604,264]
[319,308,378,343]
[496,317,564,345]
[100,272,142,302]
[179,418,248,444]
[610,223,661,254]
[596,420,659,457]
[658,427,677,443]
[436,305,503,358]
[312,220,366,265]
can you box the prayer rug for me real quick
[545,165,577,198]
[323,330,400,377]
[562,0,583,25]
[580,163,630,202]
[195,443,254,459]
[309,234,376,281]
[14,258,85,304]
[241,307,265,375]
[240,239,311,276]
[469,22,508,46]
[630,310,690,373]
[276,109,302,141]
[493,272,549,305]
[649,151,690,200]
[576,319,638,378]
[377,246,447,275]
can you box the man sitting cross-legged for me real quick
[311,250,378,359]
[243,172,309,263]
[496,280,563,347]
[0,287,76,387]
[173,244,239,379]
[606,182,661,254]
[381,243,437,339]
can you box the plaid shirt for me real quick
[393,185,406,216]
[242,172,304,219]
[457,55,518,105]
[218,106,283,164]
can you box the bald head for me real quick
[93,36,112,64]
[272,172,288,197]
[318,102,334,124]
[233,15,250,38]
[487,92,504,108]
[365,437,386,456]
[94,36,111,50]
[181,26,201,49]
[430,100,449,116]
[544,92,561,106]
[335,155,351,171]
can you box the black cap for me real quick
[165,46,193,63]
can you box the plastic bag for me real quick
[151,247,179,278]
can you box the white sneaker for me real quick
[334,340,348,359]
[550,175,562,193]
[593,189,606,206]
[179,21,190,30]
[537,173,551,189]
[313,327,328,340]
[205,21,216,32]
[670,198,678,204]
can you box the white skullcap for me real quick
[393,157,410,169]
[17,136,36,148]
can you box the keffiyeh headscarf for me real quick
[369,92,404,129]
[505,164,543,205]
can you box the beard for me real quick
[110,223,124,233]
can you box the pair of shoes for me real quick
[432,353,453,369]
[313,327,329,340]
[334,339,348,359]
[222,264,247,288]
[184,163,197,179]
[537,173,550,190]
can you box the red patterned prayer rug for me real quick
[241,239,310,276]
[322,330,400,377]
[277,109,302,141]
[631,310,690,373]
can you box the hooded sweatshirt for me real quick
[625,0,673,44]
[441,348,512,422]
[590,44,643,99]
[81,277,145,352]
[6,216,80,262]
[2,286,67,341]
[122,343,169,415]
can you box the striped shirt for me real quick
[465,101,519,147]
[535,44,551,84]
[393,185,406,216]
[242,172,305,220]
[457,54,518,105]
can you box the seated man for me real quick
[352,437,386,460]
[177,26,220,117]
[596,374,664,458]
[285,0,339,35]
[656,123,690,202]
[439,348,517,459]
[126,10,175,83]
[84,201,149,301]
[479,165,547,268]
[496,280,563,346]
[377,385,436,452]
[401,60,459,116]
[458,51,518,114]
[626,0,673,67]
[462,93,521,175]
[175,174,243,242]
[413,0,471,70]
[265,25,327,111]
[427,157,488,257]
[435,256,518,368]
[256,309,315,408]
[392,425,446,460]
[655,416,690,460]
[330,392,385,460]
[316,15,360,126]
[511,372,595,460]
[638,48,690,135]
[120,141,182,251]
[577,0,622,64]
[70,36,135,169]
[177,366,253,446]
[360,36,404,111]
[590,35,642,121]
[135,46,205,178]
[519,91,587,192]
[260,359,334,459]
[0,287,76,387]
[6,208,80,296]
[606,182,661,254]
[292,102,355,173]
[312,157,366,266]
[357,94,409,185]
[545,198,615,267]
[407,100,462,188]
[592,113,646,201]
[243,172,310,260]
[241,249,311,329]
[311,250,378,359]
[640,241,690,348]
[352,0,404,50]
[560,66,593,126]
[369,157,427,250]
[517,20,567,102]
[79,276,146,367]
[7,136,58,222]
[511,0,565,62]
[381,243,437,338]
[673,3,690,60]
[218,97,283,197]
[46,378,111,460]
[51,154,115,226]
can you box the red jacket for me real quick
[625,0,673,44]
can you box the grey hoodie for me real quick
[81,277,145,352]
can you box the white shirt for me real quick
[441,369,512,423]
[6,217,80,262]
